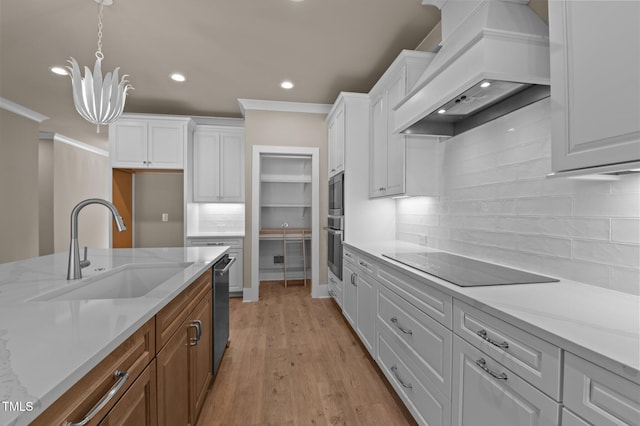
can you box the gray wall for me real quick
[134,173,184,248]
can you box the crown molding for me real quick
[238,99,332,116]
[39,132,109,157]
[0,97,49,123]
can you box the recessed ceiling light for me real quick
[50,66,68,76]
[480,81,491,88]
[280,80,294,90]
[438,109,446,114]
[170,73,186,82]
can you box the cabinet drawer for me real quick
[564,352,640,426]
[452,335,560,426]
[377,283,452,398]
[187,238,242,249]
[33,318,155,426]
[377,262,453,328]
[156,269,211,350]
[354,252,377,276]
[562,409,591,426]
[377,331,451,426]
[343,248,356,265]
[328,270,343,293]
[453,300,561,399]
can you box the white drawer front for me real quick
[378,331,451,426]
[354,252,376,276]
[187,237,242,248]
[377,283,452,398]
[328,270,343,292]
[452,335,560,426]
[343,248,356,265]
[562,409,591,426]
[377,263,453,329]
[564,352,640,426]
[453,300,561,399]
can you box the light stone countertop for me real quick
[0,246,228,426]
[344,240,640,384]
[186,232,245,238]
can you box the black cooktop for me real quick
[382,251,558,287]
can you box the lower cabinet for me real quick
[33,268,214,426]
[99,361,157,426]
[343,251,375,355]
[451,335,560,426]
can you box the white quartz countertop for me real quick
[186,232,245,238]
[344,240,640,384]
[0,247,228,426]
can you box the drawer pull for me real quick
[65,370,129,426]
[328,290,335,297]
[350,273,358,286]
[390,317,413,336]
[476,358,508,381]
[359,261,368,268]
[390,365,412,389]
[477,329,509,349]
[189,320,202,346]
[329,277,335,284]
[345,252,353,258]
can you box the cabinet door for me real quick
[111,120,148,168]
[148,121,185,169]
[550,0,640,173]
[99,361,157,426]
[157,320,190,426]
[334,107,345,175]
[228,248,244,293]
[355,271,375,355]
[342,262,358,329]
[451,336,560,426]
[370,94,388,197]
[190,290,213,425]
[328,117,338,176]
[193,130,222,202]
[384,67,407,197]
[219,132,244,202]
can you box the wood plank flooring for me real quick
[197,282,416,426]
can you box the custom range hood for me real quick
[395,0,550,137]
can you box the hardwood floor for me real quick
[197,282,416,426]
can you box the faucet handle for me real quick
[80,246,91,269]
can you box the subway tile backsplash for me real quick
[396,98,640,295]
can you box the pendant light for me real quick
[66,0,133,133]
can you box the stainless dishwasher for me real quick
[213,254,235,376]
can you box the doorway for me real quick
[249,146,320,301]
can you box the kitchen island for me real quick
[0,246,228,426]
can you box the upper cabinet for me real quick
[109,114,192,169]
[549,0,640,175]
[192,126,245,203]
[327,104,345,177]
[369,51,440,198]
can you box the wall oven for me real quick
[329,172,344,216]
[327,216,343,280]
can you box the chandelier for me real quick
[66,0,133,133]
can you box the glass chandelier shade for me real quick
[66,0,132,133]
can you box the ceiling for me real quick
[0,0,441,149]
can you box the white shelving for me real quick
[259,154,312,284]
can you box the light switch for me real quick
[162,213,169,222]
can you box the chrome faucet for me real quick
[67,198,127,280]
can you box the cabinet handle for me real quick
[65,370,129,426]
[358,260,368,268]
[476,329,509,349]
[390,317,413,335]
[350,273,358,286]
[345,252,352,258]
[390,366,412,389]
[189,320,202,346]
[475,358,508,381]
[329,277,336,284]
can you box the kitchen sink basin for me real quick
[33,263,193,301]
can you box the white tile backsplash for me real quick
[186,203,245,235]
[396,99,640,295]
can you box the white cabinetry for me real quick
[192,126,244,202]
[369,50,440,198]
[187,237,244,294]
[549,0,640,175]
[327,269,343,308]
[342,248,376,355]
[327,104,345,177]
[110,115,190,169]
[563,352,640,426]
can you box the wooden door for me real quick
[157,320,190,426]
[99,361,157,426]
[189,290,213,425]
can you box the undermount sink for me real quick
[33,263,193,301]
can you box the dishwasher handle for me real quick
[214,256,236,275]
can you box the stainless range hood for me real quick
[394,0,551,137]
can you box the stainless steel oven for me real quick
[329,172,344,216]
[327,215,343,280]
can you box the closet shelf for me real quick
[260,174,311,183]
[260,203,311,208]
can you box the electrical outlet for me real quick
[161,213,169,222]
[274,255,284,264]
